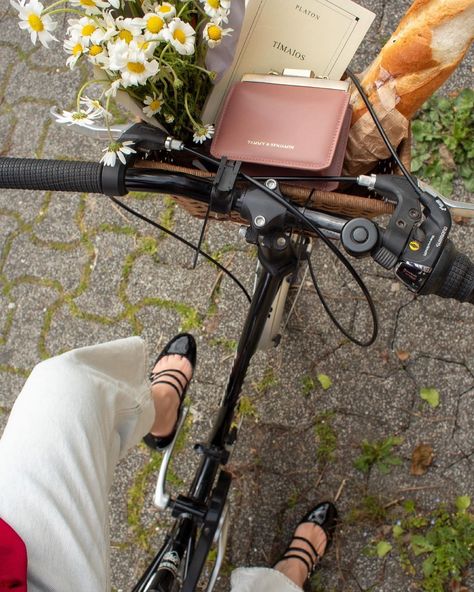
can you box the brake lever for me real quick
[417,180,474,218]
[50,108,184,153]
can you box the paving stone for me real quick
[5,58,82,105]
[3,283,58,368]
[0,189,48,222]
[32,192,82,243]
[4,231,86,291]
[45,304,134,356]
[73,231,135,318]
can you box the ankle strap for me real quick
[291,536,320,561]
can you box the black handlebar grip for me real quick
[0,157,103,194]
[421,240,474,303]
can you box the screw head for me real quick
[409,208,420,220]
[276,236,287,248]
[265,179,278,190]
[254,215,266,228]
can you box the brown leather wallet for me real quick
[210,75,352,191]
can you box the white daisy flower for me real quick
[141,0,156,12]
[87,42,108,65]
[200,0,231,23]
[69,0,109,15]
[155,2,176,20]
[142,12,167,41]
[90,12,117,44]
[67,17,97,43]
[143,93,164,117]
[108,0,120,8]
[53,108,102,127]
[134,36,158,58]
[115,16,145,44]
[203,21,232,48]
[107,39,159,87]
[101,141,136,166]
[64,34,89,69]
[80,96,111,119]
[193,124,214,144]
[164,18,195,56]
[10,0,58,48]
[105,79,122,98]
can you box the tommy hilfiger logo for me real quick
[248,140,295,150]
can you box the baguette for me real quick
[351,0,474,123]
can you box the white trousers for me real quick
[0,337,300,592]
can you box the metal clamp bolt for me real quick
[254,216,266,228]
[265,179,278,191]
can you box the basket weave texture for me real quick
[137,134,411,223]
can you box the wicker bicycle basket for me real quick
[137,132,411,225]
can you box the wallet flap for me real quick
[211,81,351,171]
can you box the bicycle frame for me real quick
[133,230,301,592]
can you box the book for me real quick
[202,0,375,123]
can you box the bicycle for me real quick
[1,76,474,591]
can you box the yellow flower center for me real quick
[146,16,164,33]
[119,29,133,43]
[27,13,44,32]
[208,0,220,8]
[72,43,83,56]
[80,0,96,7]
[150,99,161,111]
[173,28,186,44]
[127,61,145,74]
[81,24,96,36]
[207,25,221,41]
[158,4,171,12]
[89,44,103,56]
[138,40,149,50]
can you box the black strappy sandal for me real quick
[275,501,338,581]
[143,333,197,451]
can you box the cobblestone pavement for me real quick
[1,1,473,590]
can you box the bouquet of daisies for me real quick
[11,0,233,164]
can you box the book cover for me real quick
[203,0,375,123]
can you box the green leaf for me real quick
[317,374,332,391]
[456,495,471,513]
[411,534,434,556]
[393,524,404,537]
[420,387,440,408]
[376,541,392,558]
[422,556,435,577]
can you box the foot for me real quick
[274,502,338,588]
[274,523,327,588]
[149,353,193,437]
[143,333,197,451]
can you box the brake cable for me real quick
[182,146,378,346]
[107,195,252,302]
[345,68,423,199]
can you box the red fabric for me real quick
[0,518,27,591]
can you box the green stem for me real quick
[105,93,114,143]
[184,93,201,129]
[191,1,207,17]
[159,42,171,63]
[75,78,109,111]
[42,0,68,13]
[177,0,192,18]
[176,59,212,77]
[45,7,89,17]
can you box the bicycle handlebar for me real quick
[1,155,473,305]
[0,157,104,194]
